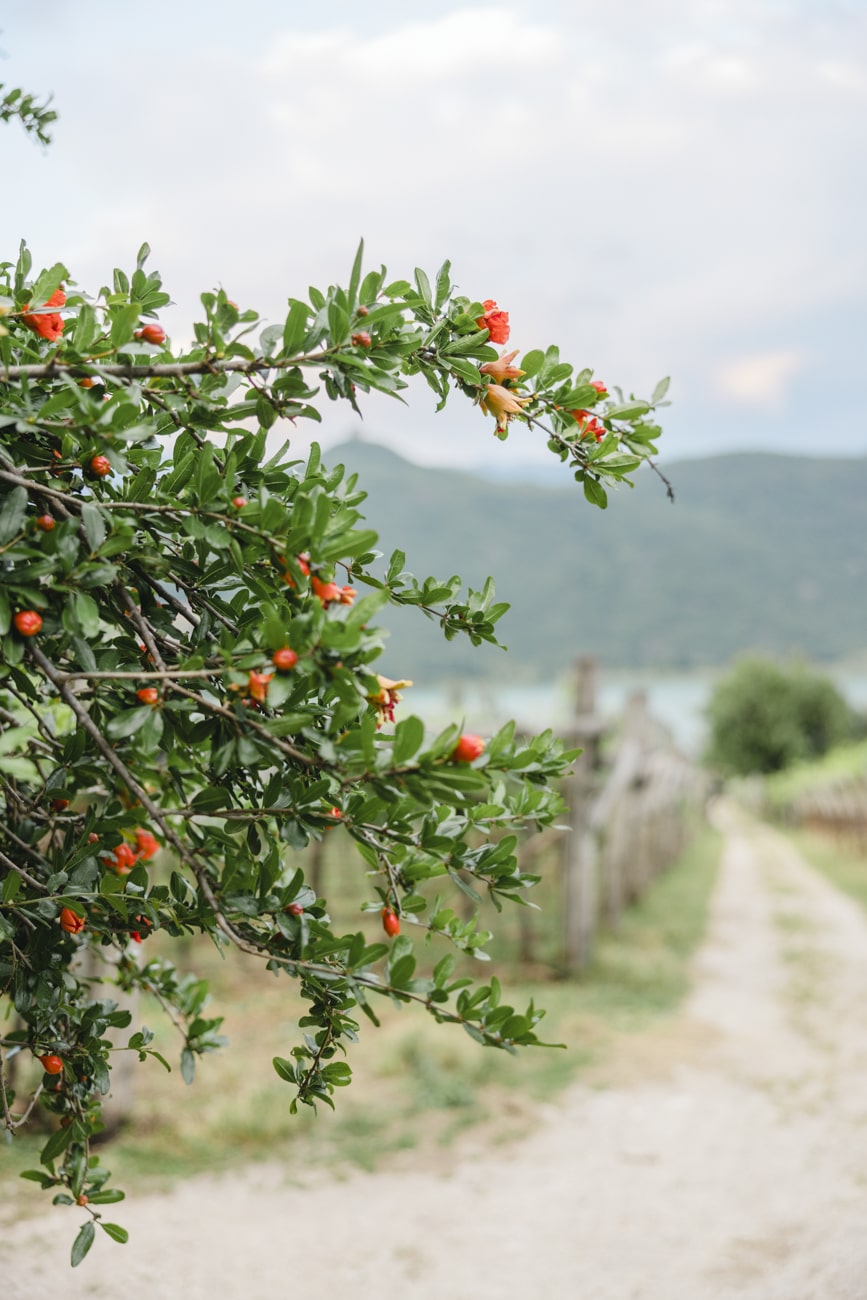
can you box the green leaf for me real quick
[72,303,99,352]
[110,303,141,348]
[40,1124,73,1165]
[29,262,68,308]
[434,260,452,310]
[68,591,100,638]
[282,300,309,355]
[191,786,232,811]
[652,376,671,403]
[105,706,152,740]
[605,401,650,420]
[447,356,483,386]
[518,349,545,377]
[414,267,432,307]
[583,477,608,509]
[89,1188,126,1204]
[180,1048,196,1085]
[100,1222,129,1244]
[80,503,107,553]
[0,486,27,544]
[71,1220,96,1267]
[272,1056,295,1083]
[392,715,424,765]
[348,238,364,308]
[20,1169,54,1186]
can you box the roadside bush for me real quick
[706,657,852,776]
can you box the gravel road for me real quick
[5,802,867,1299]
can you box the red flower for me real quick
[105,842,138,875]
[590,380,608,396]
[22,287,66,343]
[134,829,159,860]
[475,299,510,345]
[570,410,606,442]
[310,574,342,607]
[247,670,272,703]
[281,553,310,588]
[129,915,152,943]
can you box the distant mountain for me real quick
[325,440,867,681]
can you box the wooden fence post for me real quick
[562,658,606,974]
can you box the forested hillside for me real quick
[330,441,867,680]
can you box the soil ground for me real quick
[5,801,867,1299]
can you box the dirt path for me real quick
[6,802,867,1299]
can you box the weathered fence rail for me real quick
[787,775,867,852]
[524,659,710,974]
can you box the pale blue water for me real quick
[406,673,867,758]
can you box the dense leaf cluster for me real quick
[0,239,664,1259]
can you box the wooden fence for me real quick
[785,775,867,852]
[519,659,710,974]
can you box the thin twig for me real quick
[168,682,316,768]
[54,667,231,683]
[0,1043,44,1131]
[0,848,50,893]
[0,347,340,383]
[646,456,675,503]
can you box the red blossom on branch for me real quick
[22,287,65,342]
[475,299,510,345]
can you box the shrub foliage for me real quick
[0,230,668,1261]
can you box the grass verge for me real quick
[785,828,867,913]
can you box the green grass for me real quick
[760,739,867,816]
[1,823,722,1212]
[786,828,867,913]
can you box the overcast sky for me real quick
[1,0,865,473]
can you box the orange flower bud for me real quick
[59,907,86,935]
[479,383,531,436]
[479,350,525,383]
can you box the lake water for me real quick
[407,671,867,758]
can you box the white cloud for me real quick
[713,349,804,407]
[262,8,560,84]
[0,1,865,463]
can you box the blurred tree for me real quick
[706,658,852,776]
